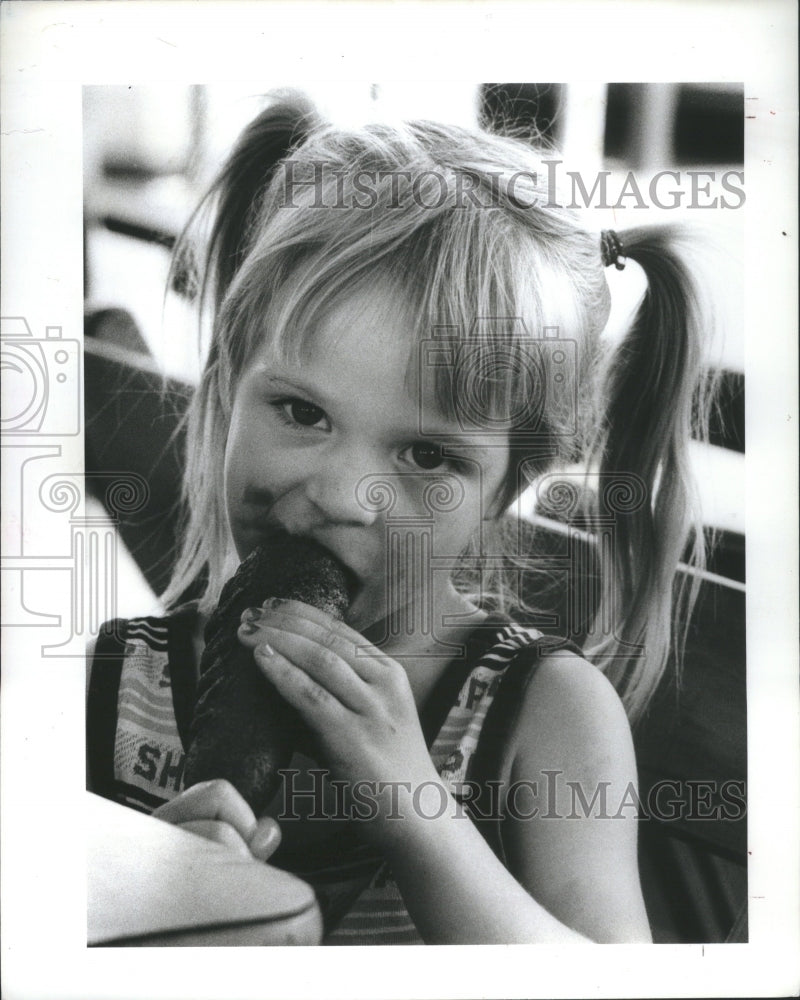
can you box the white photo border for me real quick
[1,2,797,998]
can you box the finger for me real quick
[254,624,374,712]
[153,779,257,842]
[240,604,386,684]
[253,642,351,724]
[179,819,252,858]
[264,601,400,667]
[261,598,343,628]
[256,600,375,657]
[247,816,282,862]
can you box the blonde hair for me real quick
[162,94,712,722]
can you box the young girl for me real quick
[87,93,714,944]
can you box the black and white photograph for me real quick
[1,3,797,999]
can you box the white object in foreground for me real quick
[87,791,322,946]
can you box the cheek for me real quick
[425,492,485,556]
[225,395,287,480]
[225,437,304,503]
[223,407,300,516]
[223,421,257,506]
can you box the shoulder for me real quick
[499,648,650,942]
[509,646,635,783]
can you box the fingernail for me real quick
[259,642,275,657]
[240,621,260,635]
[242,607,261,623]
[262,597,286,610]
[250,820,281,860]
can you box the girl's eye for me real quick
[278,398,329,429]
[410,441,445,470]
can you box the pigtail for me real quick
[203,92,319,314]
[206,92,316,314]
[161,92,320,613]
[169,92,319,314]
[587,225,713,722]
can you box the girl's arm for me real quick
[246,600,652,944]
[383,654,652,944]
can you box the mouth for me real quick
[235,516,366,602]
[306,537,363,604]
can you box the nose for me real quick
[304,445,382,527]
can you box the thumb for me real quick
[247,816,282,862]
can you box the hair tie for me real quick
[601,230,626,271]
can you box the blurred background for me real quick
[83,82,745,376]
[83,81,748,945]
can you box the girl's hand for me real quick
[152,779,282,862]
[237,600,443,832]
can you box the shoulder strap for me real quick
[166,608,199,752]
[86,619,129,801]
[419,613,525,747]
[466,633,582,861]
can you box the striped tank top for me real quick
[87,610,578,944]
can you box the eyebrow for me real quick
[262,373,320,396]
[259,372,343,415]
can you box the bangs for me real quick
[220,190,587,446]
[212,131,602,446]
